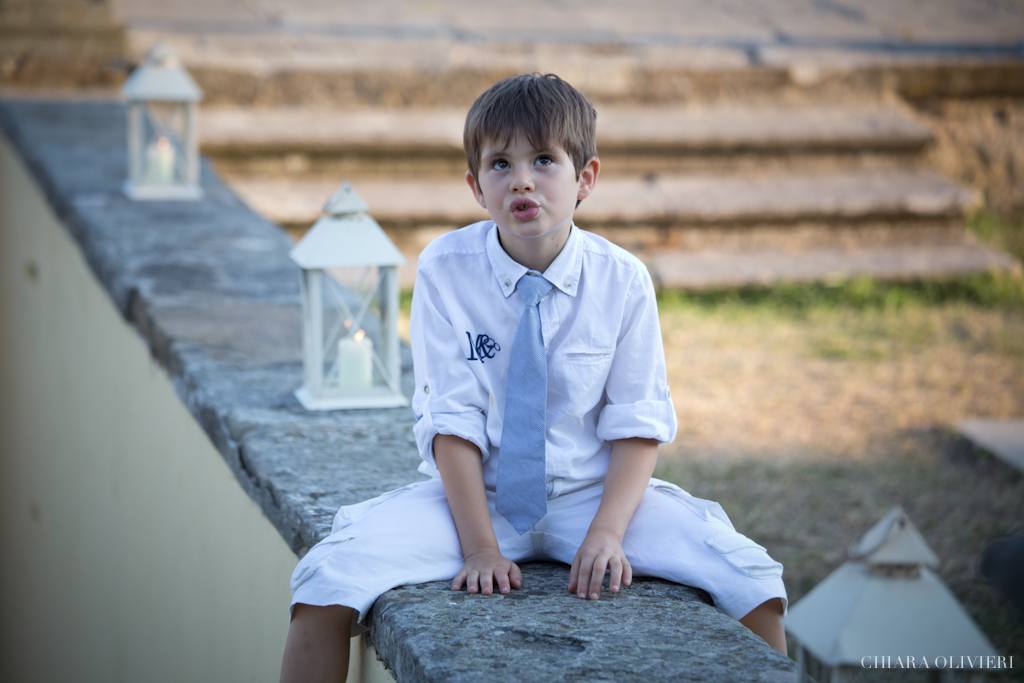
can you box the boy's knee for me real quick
[740,598,787,655]
[740,598,785,622]
[291,603,355,635]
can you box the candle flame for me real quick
[157,136,170,151]
[353,330,365,342]
[344,319,352,328]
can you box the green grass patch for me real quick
[657,211,1024,314]
[970,210,1024,263]
[658,272,1024,314]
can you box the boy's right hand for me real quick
[452,548,523,596]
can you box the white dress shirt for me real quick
[411,221,677,488]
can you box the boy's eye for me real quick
[492,159,509,170]
[536,155,553,166]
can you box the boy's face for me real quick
[466,135,598,246]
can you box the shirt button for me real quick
[423,385,430,394]
[564,280,573,288]
[504,279,511,287]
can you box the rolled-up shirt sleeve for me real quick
[410,266,490,470]
[595,268,678,445]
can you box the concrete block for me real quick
[957,419,1024,473]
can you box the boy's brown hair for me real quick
[463,73,598,181]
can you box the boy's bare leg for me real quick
[739,598,787,655]
[280,604,354,683]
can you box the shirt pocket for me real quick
[562,348,614,364]
[554,347,614,417]
[705,532,784,579]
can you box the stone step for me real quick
[226,168,996,288]
[173,51,1024,109]
[202,104,933,157]
[648,243,1020,290]
[228,169,978,234]
[128,17,1024,107]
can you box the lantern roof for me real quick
[290,213,406,269]
[785,563,997,666]
[848,506,940,568]
[786,506,997,667]
[122,43,203,103]
[291,182,406,269]
[323,182,370,215]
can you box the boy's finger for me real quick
[623,558,633,587]
[496,568,511,594]
[576,548,600,597]
[609,557,623,593]
[480,570,494,595]
[510,562,523,589]
[467,570,480,593]
[588,556,609,599]
[576,562,592,599]
[568,554,581,592]
[452,571,466,591]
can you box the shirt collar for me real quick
[486,222,583,299]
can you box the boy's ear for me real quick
[465,170,488,210]
[576,156,600,203]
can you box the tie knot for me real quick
[516,273,553,307]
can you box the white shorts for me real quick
[290,477,787,632]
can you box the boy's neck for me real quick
[496,222,572,274]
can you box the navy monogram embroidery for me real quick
[466,331,500,363]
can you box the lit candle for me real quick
[145,136,176,185]
[337,329,373,391]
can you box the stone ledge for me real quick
[370,562,793,683]
[0,97,794,681]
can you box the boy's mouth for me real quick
[509,198,540,222]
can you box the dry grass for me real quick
[660,302,1024,462]
[654,297,1024,676]
[920,98,1024,217]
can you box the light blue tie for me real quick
[497,272,553,534]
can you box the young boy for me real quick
[280,73,787,682]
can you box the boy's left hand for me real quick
[568,529,632,600]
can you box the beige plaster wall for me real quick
[0,132,389,682]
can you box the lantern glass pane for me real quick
[141,102,188,185]
[318,265,396,394]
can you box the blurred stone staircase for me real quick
[204,102,1015,288]
[127,0,1024,289]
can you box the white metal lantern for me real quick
[291,182,408,410]
[122,42,203,200]
[786,507,999,683]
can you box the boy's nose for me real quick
[510,168,535,193]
